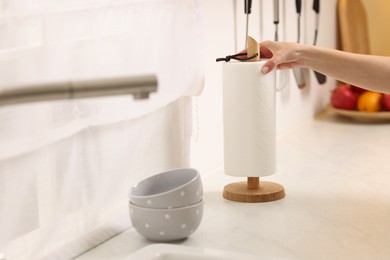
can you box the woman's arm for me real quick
[260,41,390,93]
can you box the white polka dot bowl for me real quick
[129,168,202,209]
[129,199,204,242]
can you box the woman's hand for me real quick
[260,41,305,74]
[257,40,390,93]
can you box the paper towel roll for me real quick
[223,61,276,177]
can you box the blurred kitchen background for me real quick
[0,0,389,259]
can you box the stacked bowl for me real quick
[128,168,203,242]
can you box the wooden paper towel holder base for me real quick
[223,177,285,203]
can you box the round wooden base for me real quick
[223,181,285,203]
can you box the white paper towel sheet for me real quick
[223,61,276,177]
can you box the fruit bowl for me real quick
[328,104,390,122]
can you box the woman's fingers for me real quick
[261,59,275,74]
[260,41,302,73]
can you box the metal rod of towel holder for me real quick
[0,74,157,107]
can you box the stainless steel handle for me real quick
[273,0,279,24]
[0,74,157,107]
[274,0,279,41]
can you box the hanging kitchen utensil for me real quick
[244,0,253,48]
[273,0,279,41]
[312,0,327,84]
[273,0,287,91]
[312,0,319,45]
[292,0,306,89]
[296,0,302,44]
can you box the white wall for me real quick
[191,0,338,175]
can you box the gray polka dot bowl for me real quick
[129,199,204,242]
[129,168,203,209]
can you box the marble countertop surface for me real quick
[75,112,390,260]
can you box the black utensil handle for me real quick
[295,0,302,14]
[313,0,320,14]
[245,0,252,14]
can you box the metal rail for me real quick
[0,74,157,106]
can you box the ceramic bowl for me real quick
[129,168,202,209]
[129,200,204,242]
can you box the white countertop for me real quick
[75,111,390,260]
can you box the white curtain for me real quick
[0,0,204,259]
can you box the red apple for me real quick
[350,85,366,94]
[331,85,358,110]
[381,93,390,111]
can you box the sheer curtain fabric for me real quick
[0,0,203,259]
